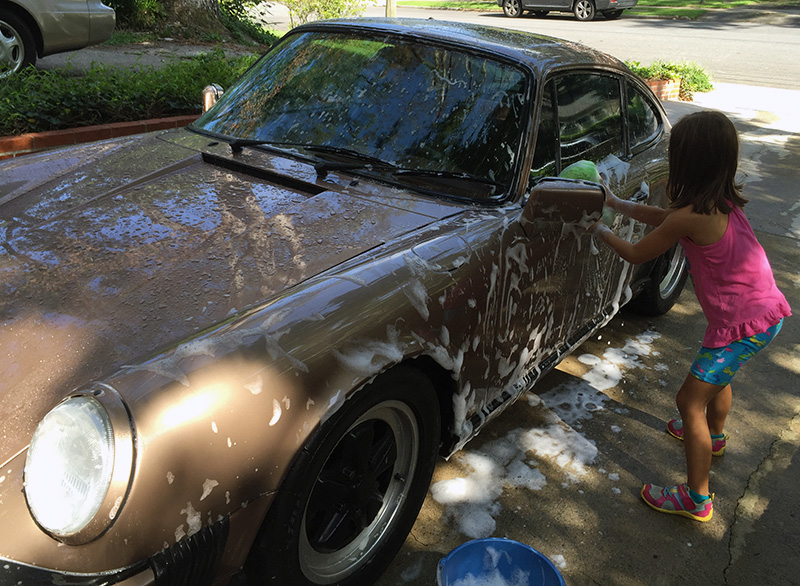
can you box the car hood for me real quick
[0,129,459,460]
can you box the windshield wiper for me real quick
[227,138,275,154]
[300,145,397,178]
[224,140,397,177]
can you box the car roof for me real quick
[293,18,627,77]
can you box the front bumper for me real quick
[0,559,152,586]
[0,517,230,586]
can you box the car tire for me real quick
[532,10,550,16]
[503,0,525,18]
[245,365,441,586]
[602,9,624,19]
[0,13,36,77]
[573,0,596,20]
[628,243,688,316]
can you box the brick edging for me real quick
[0,115,200,160]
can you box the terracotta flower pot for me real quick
[645,78,681,101]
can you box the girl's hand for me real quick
[589,220,611,237]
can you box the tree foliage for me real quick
[108,0,373,32]
[283,0,373,26]
[106,0,278,44]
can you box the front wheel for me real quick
[628,243,688,316]
[503,0,525,18]
[0,13,36,78]
[246,366,441,586]
[573,0,596,20]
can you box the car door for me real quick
[528,71,652,327]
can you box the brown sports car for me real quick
[0,18,686,586]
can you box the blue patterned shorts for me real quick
[690,320,784,386]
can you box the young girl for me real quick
[592,110,791,522]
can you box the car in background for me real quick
[0,18,684,586]
[498,0,637,20]
[0,0,115,77]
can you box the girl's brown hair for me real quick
[667,110,747,214]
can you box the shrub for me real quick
[0,50,258,136]
[625,59,713,100]
[284,0,374,26]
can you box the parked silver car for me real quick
[0,0,115,76]
[498,0,637,20]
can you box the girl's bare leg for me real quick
[675,374,727,496]
[706,384,732,436]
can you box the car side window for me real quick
[627,82,661,150]
[555,73,623,168]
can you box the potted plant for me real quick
[625,60,713,101]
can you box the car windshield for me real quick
[192,30,529,201]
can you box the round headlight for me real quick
[24,395,115,537]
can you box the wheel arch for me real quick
[0,0,43,57]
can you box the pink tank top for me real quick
[679,206,791,348]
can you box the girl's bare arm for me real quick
[606,190,671,227]
[593,207,689,264]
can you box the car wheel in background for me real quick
[503,0,525,18]
[532,10,550,17]
[573,0,596,20]
[246,365,441,586]
[0,13,35,77]
[602,9,624,19]
[628,243,689,316]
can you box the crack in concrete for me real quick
[724,405,800,584]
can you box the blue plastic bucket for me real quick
[437,538,566,586]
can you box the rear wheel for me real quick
[503,0,525,18]
[246,366,441,585]
[602,9,624,18]
[573,0,596,20]
[628,243,688,316]
[0,13,35,77]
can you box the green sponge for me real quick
[559,159,602,183]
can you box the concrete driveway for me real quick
[375,85,800,586]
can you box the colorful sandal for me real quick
[641,483,714,522]
[667,419,727,456]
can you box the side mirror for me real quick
[520,178,605,237]
[202,84,224,113]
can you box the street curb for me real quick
[0,115,199,160]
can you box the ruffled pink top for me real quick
[680,206,791,348]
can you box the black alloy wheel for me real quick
[628,243,689,316]
[246,366,441,585]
